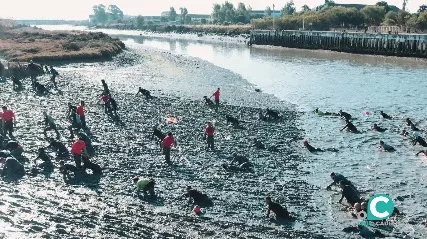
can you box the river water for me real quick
[31,25,427,238]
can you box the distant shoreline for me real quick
[0,26,125,63]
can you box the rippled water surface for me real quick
[9,25,427,238]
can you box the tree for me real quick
[383,11,397,25]
[265,6,272,16]
[235,2,249,23]
[281,0,296,16]
[417,11,427,30]
[376,1,391,13]
[418,5,427,13]
[397,10,410,26]
[107,5,124,21]
[302,5,311,12]
[180,7,188,24]
[186,16,192,24]
[223,1,235,22]
[90,4,108,24]
[212,4,224,23]
[135,15,144,28]
[169,7,177,21]
[361,6,386,26]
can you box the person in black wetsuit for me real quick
[43,111,60,139]
[265,196,292,219]
[34,148,53,170]
[379,141,396,152]
[11,75,22,90]
[68,108,81,139]
[152,125,166,147]
[136,87,152,100]
[49,66,59,88]
[341,119,359,133]
[327,172,356,190]
[34,81,51,95]
[28,60,38,81]
[59,160,78,180]
[304,140,338,153]
[372,124,387,132]
[380,111,392,119]
[47,138,69,158]
[66,103,77,120]
[230,153,251,166]
[222,162,253,172]
[184,186,212,206]
[338,181,361,206]
[0,157,25,177]
[265,108,280,120]
[416,150,427,156]
[107,95,118,116]
[4,140,23,157]
[413,135,427,147]
[253,138,266,150]
[101,80,110,95]
[406,118,420,131]
[339,110,352,121]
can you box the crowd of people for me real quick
[2,60,419,236]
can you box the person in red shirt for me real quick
[210,88,220,111]
[204,122,215,150]
[100,94,110,113]
[2,106,16,137]
[72,137,87,169]
[77,101,86,129]
[162,132,177,163]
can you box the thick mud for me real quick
[0,48,331,238]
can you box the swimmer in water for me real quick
[303,140,338,153]
[372,124,387,132]
[380,111,392,119]
[400,129,409,137]
[378,140,396,152]
[265,196,292,220]
[416,150,427,156]
[341,119,359,133]
[413,135,427,147]
[314,108,339,116]
[339,110,352,121]
[406,118,420,131]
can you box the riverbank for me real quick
[0,27,125,62]
[0,44,329,238]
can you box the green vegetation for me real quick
[252,0,427,32]
[90,4,124,24]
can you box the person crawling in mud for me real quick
[406,118,420,131]
[378,140,396,152]
[339,110,352,121]
[59,160,78,180]
[326,172,356,191]
[253,138,266,150]
[152,125,166,146]
[184,186,212,206]
[380,111,392,119]
[340,119,359,133]
[230,153,252,166]
[203,96,215,108]
[4,140,23,158]
[34,81,51,95]
[47,138,69,158]
[81,155,102,174]
[338,181,361,207]
[11,76,22,90]
[413,135,427,147]
[34,148,53,170]
[265,196,293,220]
[222,162,253,172]
[303,140,339,153]
[0,156,25,177]
[136,87,152,100]
[133,177,155,197]
[372,124,387,132]
[265,108,281,120]
[226,115,240,127]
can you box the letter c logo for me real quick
[369,196,389,218]
[367,194,394,221]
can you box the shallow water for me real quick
[6,25,427,238]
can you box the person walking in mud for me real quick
[71,137,87,170]
[28,60,38,82]
[68,107,81,139]
[2,106,16,138]
[101,80,110,95]
[204,122,215,150]
[162,132,176,163]
[107,95,118,117]
[77,101,87,129]
[11,75,22,90]
[210,88,220,112]
[49,66,59,88]
[43,111,60,139]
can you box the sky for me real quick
[0,0,425,20]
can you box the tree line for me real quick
[252,1,427,32]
